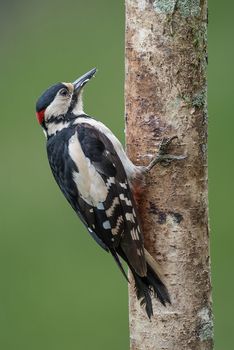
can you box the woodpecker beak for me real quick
[73,68,97,93]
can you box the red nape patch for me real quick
[36,109,45,124]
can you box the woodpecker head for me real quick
[36,68,96,134]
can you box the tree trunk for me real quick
[125,1,213,349]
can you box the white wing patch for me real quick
[74,118,138,179]
[68,133,108,206]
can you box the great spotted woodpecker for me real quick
[36,68,184,318]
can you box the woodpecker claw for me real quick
[145,136,186,172]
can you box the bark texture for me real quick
[125,1,213,349]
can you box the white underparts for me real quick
[72,90,84,116]
[68,133,108,206]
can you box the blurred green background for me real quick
[0,1,232,349]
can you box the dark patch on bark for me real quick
[169,211,183,224]
[158,211,167,224]
[149,201,167,224]
[149,203,183,225]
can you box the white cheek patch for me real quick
[45,95,71,119]
[68,133,108,206]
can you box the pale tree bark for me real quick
[125,1,213,349]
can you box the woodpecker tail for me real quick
[131,249,171,319]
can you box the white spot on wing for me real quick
[103,220,111,230]
[120,182,127,189]
[137,248,142,256]
[97,202,105,210]
[125,212,135,223]
[119,193,132,206]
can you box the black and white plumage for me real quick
[36,68,170,318]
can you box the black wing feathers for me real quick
[77,123,147,277]
[77,124,116,177]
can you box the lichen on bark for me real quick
[153,0,201,17]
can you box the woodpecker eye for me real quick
[59,88,69,97]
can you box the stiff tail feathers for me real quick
[132,250,171,319]
[114,247,170,318]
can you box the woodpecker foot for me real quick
[145,136,186,172]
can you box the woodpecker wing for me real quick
[47,122,147,277]
[73,122,147,277]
